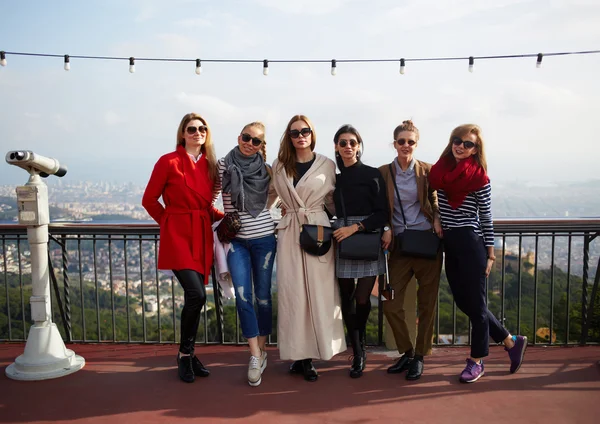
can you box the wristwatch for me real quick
[383,226,391,232]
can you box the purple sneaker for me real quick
[506,335,528,374]
[459,358,485,383]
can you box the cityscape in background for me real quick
[1,179,598,344]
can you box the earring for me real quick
[335,151,340,157]
[356,151,361,159]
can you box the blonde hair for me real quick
[393,120,420,141]
[439,124,488,171]
[176,113,218,182]
[277,115,316,178]
[241,121,272,177]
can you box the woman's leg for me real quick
[249,235,276,353]
[173,269,207,383]
[173,269,206,355]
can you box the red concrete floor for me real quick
[1,343,599,424]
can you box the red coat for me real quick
[142,146,224,280]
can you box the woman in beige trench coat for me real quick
[272,114,346,382]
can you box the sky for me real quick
[1,0,599,187]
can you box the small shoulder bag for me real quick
[389,163,440,259]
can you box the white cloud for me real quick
[53,114,75,134]
[174,18,213,28]
[255,0,352,14]
[363,0,532,34]
[104,111,125,126]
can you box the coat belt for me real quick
[164,207,210,261]
[287,206,325,225]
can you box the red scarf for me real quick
[429,156,489,209]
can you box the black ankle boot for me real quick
[302,359,318,382]
[177,354,195,383]
[350,354,365,378]
[191,355,210,377]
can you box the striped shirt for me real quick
[438,183,494,247]
[215,158,275,240]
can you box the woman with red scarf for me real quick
[143,112,224,383]
[429,124,527,383]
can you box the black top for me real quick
[334,161,389,231]
[293,155,316,187]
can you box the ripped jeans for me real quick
[227,234,276,339]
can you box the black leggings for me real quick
[338,276,377,354]
[173,269,206,355]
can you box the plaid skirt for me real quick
[334,216,386,279]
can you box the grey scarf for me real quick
[222,147,270,218]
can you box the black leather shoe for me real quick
[289,360,304,374]
[406,356,424,381]
[350,355,365,378]
[176,354,195,383]
[302,359,318,382]
[191,355,210,377]
[387,354,414,374]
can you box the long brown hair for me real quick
[439,124,488,172]
[176,112,218,181]
[241,121,272,177]
[276,115,316,178]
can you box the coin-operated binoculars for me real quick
[4,151,84,380]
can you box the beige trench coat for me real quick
[272,154,346,360]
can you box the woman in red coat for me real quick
[142,112,224,383]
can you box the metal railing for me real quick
[1,219,599,347]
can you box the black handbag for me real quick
[389,163,440,259]
[299,224,333,256]
[337,188,382,261]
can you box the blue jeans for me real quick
[227,234,276,339]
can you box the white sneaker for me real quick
[247,351,267,387]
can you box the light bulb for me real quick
[129,57,135,73]
[536,53,543,69]
[195,58,202,75]
[468,56,474,73]
[331,59,337,76]
[399,58,405,75]
[64,55,70,71]
[263,59,269,76]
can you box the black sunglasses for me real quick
[186,125,207,135]
[241,133,263,146]
[336,139,359,148]
[289,127,312,139]
[452,136,476,149]
[395,138,416,146]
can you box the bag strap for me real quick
[389,163,408,229]
[339,185,349,227]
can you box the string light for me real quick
[64,55,70,71]
[468,56,474,73]
[263,59,269,76]
[195,58,202,75]
[0,49,598,75]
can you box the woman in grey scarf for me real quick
[215,121,278,387]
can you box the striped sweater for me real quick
[214,158,276,240]
[437,183,494,247]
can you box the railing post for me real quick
[61,234,72,342]
[580,235,590,345]
[211,265,224,344]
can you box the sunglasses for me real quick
[336,139,359,148]
[186,125,207,135]
[240,133,263,146]
[289,127,312,139]
[452,137,476,149]
[395,138,416,146]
